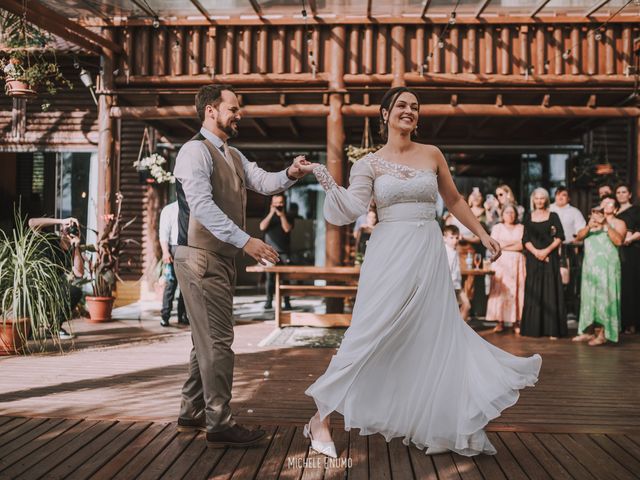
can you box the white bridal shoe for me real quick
[303,422,337,458]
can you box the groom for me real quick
[173,84,315,447]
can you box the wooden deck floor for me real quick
[1,316,639,479]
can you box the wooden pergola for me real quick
[3,0,639,266]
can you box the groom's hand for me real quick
[243,238,280,265]
[287,155,316,179]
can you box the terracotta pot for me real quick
[0,318,31,355]
[4,79,37,98]
[86,296,115,322]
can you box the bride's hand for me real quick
[482,235,502,262]
[288,155,318,178]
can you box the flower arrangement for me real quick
[345,144,381,164]
[133,153,175,184]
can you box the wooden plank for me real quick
[1,419,94,478]
[278,425,309,480]
[182,442,226,479]
[567,433,636,480]
[348,430,368,480]
[515,432,573,480]
[451,454,483,480]
[46,421,135,480]
[112,423,177,479]
[229,426,278,480]
[408,446,438,479]
[388,437,413,479]
[589,435,640,480]
[609,434,640,462]
[19,420,116,479]
[487,432,528,480]
[473,453,507,480]
[286,313,352,328]
[256,425,296,478]
[159,434,207,479]
[91,422,167,480]
[324,427,350,479]
[138,429,199,480]
[204,446,245,480]
[368,434,391,479]
[0,417,30,441]
[534,433,597,480]
[497,432,552,480]
[432,453,462,480]
[0,418,63,457]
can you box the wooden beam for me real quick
[585,0,611,17]
[189,0,214,23]
[391,25,406,87]
[421,0,433,19]
[248,0,263,17]
[308,0,318,17]
[288,118,300,137]
[114,72,637,88]
[112,103,639,119]
[3,5,117,56]
[529,0,552,18]
[475,0,492,19]
[249,118,269,137]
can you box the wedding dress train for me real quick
[306,153,542,456]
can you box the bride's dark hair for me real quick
[378,86,420,141]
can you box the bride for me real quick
[300,86,542,457]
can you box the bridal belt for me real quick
[377,203,437,223]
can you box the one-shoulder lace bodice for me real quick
[313,153,439,225]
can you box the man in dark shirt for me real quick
[259,194,294,310]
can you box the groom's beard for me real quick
[218,118,239,138]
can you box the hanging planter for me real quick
[133,128,175,185]
[345,117,382,163]
[4,78,37,98]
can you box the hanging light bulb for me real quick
[594,30,602,41]
[79,68,94,88]
[562,49,571,60]
[544,60,550,71]
[152,16,160,29]
[438,40,444,49]
[448,12,456,25]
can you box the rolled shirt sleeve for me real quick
[231,147,298,195]
[158,206,172,244]
[174,141,250,249]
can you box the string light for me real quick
[420,0,461,75]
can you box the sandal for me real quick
[493,322,504,333]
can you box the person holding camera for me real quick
[573,196,626,346]
[259,193,294,310]
[28,216,84,339]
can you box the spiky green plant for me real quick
[0,212,71,353]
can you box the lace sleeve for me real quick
[313,159,375,226]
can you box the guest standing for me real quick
[573,197,626,346]
[598,183,613,200]
[521,188,567,338]
[354,209,377,256]
[260,193,294,310]
[160,201,188,327]
[486,205,526,333]
[550,186,586,318]
[442,225,471,320]
[615,184,640,334]
[487,184,525,227]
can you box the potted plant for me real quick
[0,12,72,99]
[0,214,70,354]
[345,118,381,164]
[85,192,137,322]
[133,152,175,185]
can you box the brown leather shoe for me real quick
[206,424,267,448]
[177,417,206,433]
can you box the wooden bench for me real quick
[245,265,360,328]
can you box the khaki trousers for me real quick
[174,245,236,433]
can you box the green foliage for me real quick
[0,211,70,352]
[0,12,73,96]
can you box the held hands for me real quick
[287,155,320,179]
[162,250,173,264]
[481,235,502,262]
[243,238,280,266]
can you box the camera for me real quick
[275,206,284,211]
[64,224,80,237]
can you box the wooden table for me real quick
[246,265,361,328]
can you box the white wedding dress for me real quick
[306,153,542,456]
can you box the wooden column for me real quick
[224,27,235,74]
[391,25,405,86]
[484,26,494,74]
[450,26,460,74]
[153,28,167,76]
[349,26,359,74]
[467,26,477,73]
[605,26,615,75]
[519,26,529,75]
[293,26,303,74]
[637,116,640,201]
[258,27,268,74]
[97,28,116,233]
[135,27,150,76]
[206,27,217,76]
[240,27,252,74]
[500,26,510,75]
[553,27,563,75]
[622,26,632,74]
[536,26,545,74]
[364,26,373,74]
[587,29,597,75]
[275,27,286,74]
[327,25,345,271]
[377,25,388,74]
[432,26,442,73]
[190,27,202,76]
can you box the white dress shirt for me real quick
[174,127,297,249]
[550,203,586,243]
[159,201,179,246]
[445,244,462,290]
